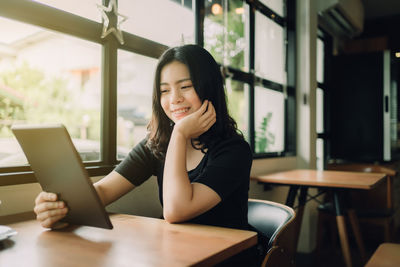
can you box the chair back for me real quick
[248,199,296,267]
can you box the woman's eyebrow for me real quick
[176,78,191,84]
[160,78,191,86]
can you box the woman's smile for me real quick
[172,107,191,119]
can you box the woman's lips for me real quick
[172,107,190,118]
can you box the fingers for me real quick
[199,101,216,127]
[36,207,68,222]
[34,191,68,229]
[41,214,68,229]
[34,200,66,214]
[35,191,57,205]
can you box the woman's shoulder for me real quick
[127,137,158,161]
[209,135,252,157]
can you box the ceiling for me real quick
[362,0,400,20]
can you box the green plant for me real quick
[256,112,275,153]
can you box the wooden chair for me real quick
[316,163,397,263]
[248,199,297,267]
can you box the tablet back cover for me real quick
[12,124,113,229]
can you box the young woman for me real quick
[34,45,253,233]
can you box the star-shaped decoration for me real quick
[97,0,128,45]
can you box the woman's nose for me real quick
[170,89,183,103]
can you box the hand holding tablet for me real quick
[12,124,113,229]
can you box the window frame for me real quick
[0,0,296,186]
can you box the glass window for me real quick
[204,0,249,71]
[316,138,324,170]
[119,0,194,47]
[255,11,286,85]
[31,0,102,22]
[316,88,324,133]
[0,17,101,166]
[117,50,158,159]
[317,38,324,83]
[259,0,285,17]
[254,87,284,153]
[225,78,249,142]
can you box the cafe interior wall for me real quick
[0,0,319,254]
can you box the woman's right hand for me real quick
[34,191,68,229]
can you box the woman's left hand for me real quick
[173,100,216,139]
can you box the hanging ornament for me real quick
[97,0,128,45]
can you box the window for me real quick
[316,32,332,170]
[204,0,249,71]
[0,17,101,167]
[31,0,102,22]
[204,0,294,158]
[254,11,286,84]
[119,0,194,47]
[0,0,295,185]
[225,78,250,141]
[117,50,157,159]
[255,87,284,153]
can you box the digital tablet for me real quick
[12,124,113,229]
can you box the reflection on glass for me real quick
[255,11,286,84]
[119,0,194,47]
[259,0,285,17]
[317,38,324,83]
[0,17,101,166]
[225,78,249,142]
[254,87,284,153]
[316,138,324,170]
[204,0,249,71]
[31,0,101,22]
[316,88,324,133]
[117,50,158,159]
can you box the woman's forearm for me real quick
[94,171,135,206]
[162,130,194,222]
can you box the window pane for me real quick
[0,17,101,166]
[117,50,157,159]
[316,138,324,170]
[254,87,284,153]
[204,0,249,71]
[31,0,102,22]
[316,88,324,133]
[259,0,285,17]
[225,78,249,142]
[119,0,194,47]
[255,12,286,84]
[317,38,324,83]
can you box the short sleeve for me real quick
[114,138,159,186]
[192,138,252,200]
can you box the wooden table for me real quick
[251,169,386,267]
[0,214,257,267]
[365,243,400,267]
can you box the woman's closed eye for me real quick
[160,88,169,94]
[181,85,193,90]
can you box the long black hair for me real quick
[147,44,242,159]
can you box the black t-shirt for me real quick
[115,136,252,230]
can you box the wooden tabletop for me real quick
[365,243,400,267]
[0,214,257,267]
[251,169,386,189]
